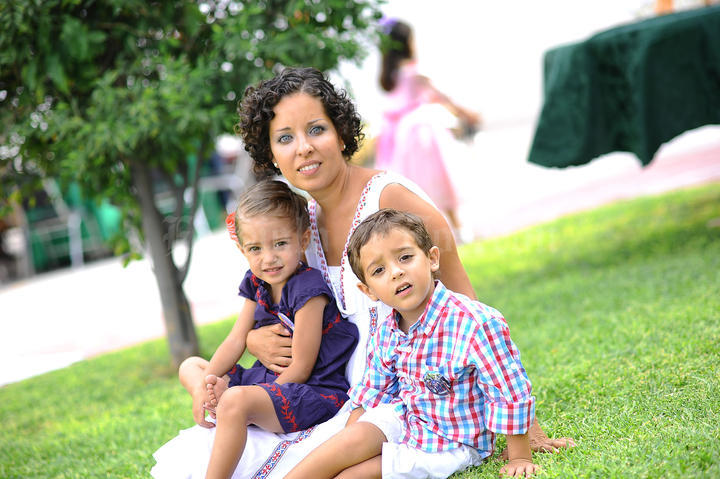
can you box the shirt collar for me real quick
[390,280,451,336]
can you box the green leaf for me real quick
[45,53,69,94]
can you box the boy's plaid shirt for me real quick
[349,281,535,455]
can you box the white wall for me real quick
[337,0,656,134]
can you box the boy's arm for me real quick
[345,406,365,426]
[499,433,541,477]
[348,321,400,410]
[273,295,325,385]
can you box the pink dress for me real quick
[374,63,459,212]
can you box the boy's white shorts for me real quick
[357,403,485,479]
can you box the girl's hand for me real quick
[246,323,293,373]
[191,386,215,428]
[499,459,541,477]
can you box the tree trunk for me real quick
[131,161,199,367]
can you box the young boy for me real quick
[284,208,540,479]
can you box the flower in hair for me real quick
[226,213,239,244]
[378,16,397,34]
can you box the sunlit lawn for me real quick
[1,183,719,478]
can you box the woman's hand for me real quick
[501,418,576,459]
[246,323,293,373]
[527,417,576,453]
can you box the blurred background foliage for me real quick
[0,0,383,364]
[1,0,382,245]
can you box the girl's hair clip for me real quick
[226,213,239,244]
[378,16,397,34]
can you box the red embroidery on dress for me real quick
[263,382,299,432]
[319,393,345,409]
[251,273,281,318]
[322,313,342,335]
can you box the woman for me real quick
[152,67,571,479]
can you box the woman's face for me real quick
[269,92,346,193]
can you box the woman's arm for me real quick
[273,295,326,385]
[379,183,477,299]
[246,322,293,373]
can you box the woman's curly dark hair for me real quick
[236,67,364,177]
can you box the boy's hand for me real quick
[499,458,541,477]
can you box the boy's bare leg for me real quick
[206,385,282,479]
[285,422,385,479]
[205,374,229,409]
[335,455,382,479]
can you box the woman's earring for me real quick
[273,162,279,168]
[341,143,346,151]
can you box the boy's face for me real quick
[356,228,439,324]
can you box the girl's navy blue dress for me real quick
[226,262,358,433]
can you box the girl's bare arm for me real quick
[273,295,326,385]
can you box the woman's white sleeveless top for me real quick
[304,171,435,387]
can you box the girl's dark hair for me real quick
[236,67,364,176]
[347,208,434,284]
[232,180,310,244]
[379,20,413,92]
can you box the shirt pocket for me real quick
[420,362,464,397]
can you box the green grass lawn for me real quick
[2,183,719,478]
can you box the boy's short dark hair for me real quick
[348,208,434,283]
[232,180,310,244]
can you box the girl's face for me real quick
[238,215,311,295]
[269,92,346,193]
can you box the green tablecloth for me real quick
[528,6,720,168]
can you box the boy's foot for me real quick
[205,374,229,409]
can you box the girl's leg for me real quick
[178,356,209,393]
[285,422,386,479]
[206,385,282,479]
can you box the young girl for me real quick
[176,179,358,479]
[375,19,481,243]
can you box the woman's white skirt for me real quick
[151,403,353,479]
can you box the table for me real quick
[528,6,720,168]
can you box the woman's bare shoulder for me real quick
[379,182,437,216]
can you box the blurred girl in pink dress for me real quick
[374,19,482,243]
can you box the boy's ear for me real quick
[356,282,378,302]
[428,246,440,272]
